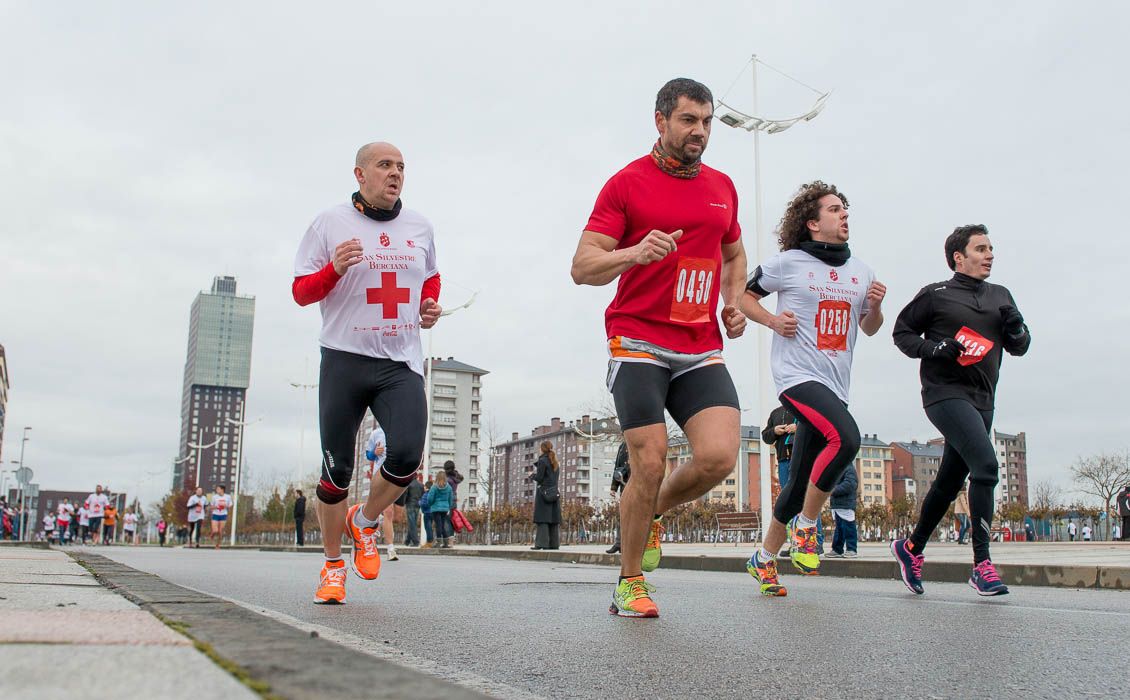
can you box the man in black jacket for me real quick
[890,224,1031,597]
[762,404,796,499]
[827,466,858,557]
[402,476,425,547]
[293,490,307,547]
[607,441,631,554]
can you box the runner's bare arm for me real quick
[570,229,683,286]
[859,280,887,336]
[739,290,797,337]
[719,239,748,338]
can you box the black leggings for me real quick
[910,399,996,563]
[190,520,203,545]
[773,381,861,524]
[316,347,427,504]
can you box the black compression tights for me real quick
[909,399,997,564]
[773,382,861,524]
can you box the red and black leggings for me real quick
[773,381,861,525]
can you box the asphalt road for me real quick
[95,547,1128,700]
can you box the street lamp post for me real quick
[225,416,261,546]
[289,374,318,484]
[714,54,829,530]
[187,430,225,489]
[17,427,31,541]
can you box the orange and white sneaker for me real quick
[609,575,659,618]
[314,560,346,604]
[346,504,382,580]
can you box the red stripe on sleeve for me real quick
[421,272,441,302]
[292,262,342,306]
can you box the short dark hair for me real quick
[944,225,989,270]
[296,489,303,497]
[655,78,713,119]
[443,460,455,470]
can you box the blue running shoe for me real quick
[969,560,1009,596]
[891,538,924,595]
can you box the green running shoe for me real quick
[746,550,787,597]
[788,515,820,575]
[609,575,659,617]
[641,519,664,572]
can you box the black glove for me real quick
[999,305,1025,337]
[923,337,964,362]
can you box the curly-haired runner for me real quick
[740,181,887,597]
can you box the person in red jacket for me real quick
[293,141,442,605]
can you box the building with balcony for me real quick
[424,358,487,507]
[492,415,620,508]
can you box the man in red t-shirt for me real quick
[571,78,747,618]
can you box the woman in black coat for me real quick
[530,440,562,550]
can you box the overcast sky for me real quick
[2,2,1127,507]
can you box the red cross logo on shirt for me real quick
[366,272,410,319]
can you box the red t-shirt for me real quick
[585,155,742,353]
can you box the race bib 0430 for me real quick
[669,257,716,324]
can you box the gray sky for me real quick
[2,1,1127,507]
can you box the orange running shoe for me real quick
[609,575,659,618]
[314,560,346,604]
[346,504,382,580]
[641,519,664,572]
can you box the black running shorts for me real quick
[608,361,740,431]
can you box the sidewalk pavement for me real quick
[255,540,1130,590]
[0,543,258,700]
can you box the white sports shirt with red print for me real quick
[294,203,438,377]
[85,492,109,518]
[756,250,875,403]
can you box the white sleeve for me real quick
[424,223,439,279]
[747,253,784,296]
[294,216,330,277]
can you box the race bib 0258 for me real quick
[669,257,716,324]
[816,299,851,351]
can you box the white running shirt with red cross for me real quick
[294,203,438,377]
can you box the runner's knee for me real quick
[317,448,353,504]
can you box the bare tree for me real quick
[480,412,502,545]
[1071,451,1130,540]
[1031,479,1064,513]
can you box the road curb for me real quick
[396,546,1130,590]
[66,551,489,700]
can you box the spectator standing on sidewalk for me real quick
[420,479,435,548]
[403,476,424,547]
[1082,523,1092,541]
[1068,520,1077,541]
[954,488,970,544]
[827,465,859,557]
[294,490,307,547]
[429,471,454,548]
[444,461,464,509]
[607,441,631,554]
[762,403,797,496]
[530,441,562,551]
